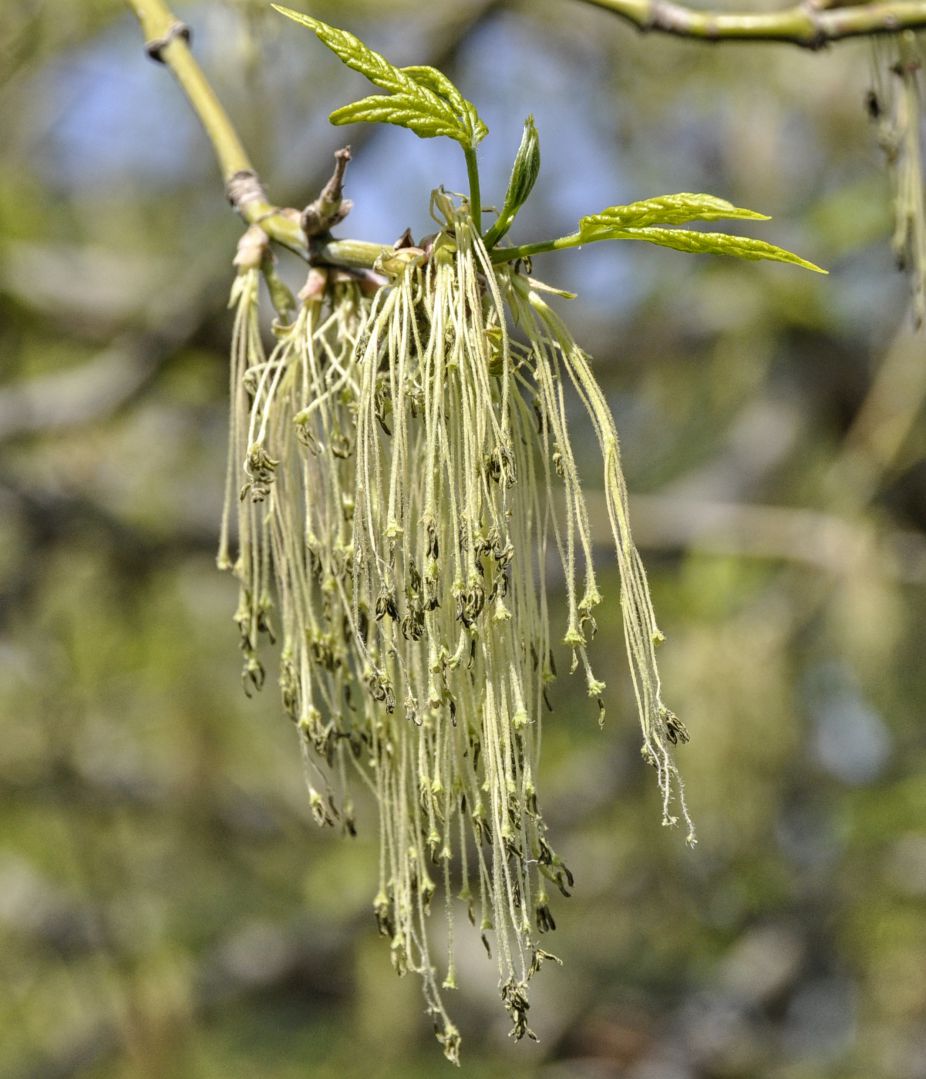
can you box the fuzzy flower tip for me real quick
[221,191,693,1059]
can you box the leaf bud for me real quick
[503,115,540,219]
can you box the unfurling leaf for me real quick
[594,224,827,273]
[580,192,770,235]
[572,192,825,272]
[272,6,487,149]
[331,94,467,141]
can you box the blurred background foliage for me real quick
[1,1,925,1076]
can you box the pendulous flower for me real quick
[220,189,692,1060]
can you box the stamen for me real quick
[222,191,692,1056]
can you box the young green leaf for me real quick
[402,67,487,148]
[331,94,468,141]
[599,225,827,273]
[400,65,468,117]
[491,190,825,272]
[580,193,770,238]
[272,6,487,149]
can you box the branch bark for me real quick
[574,0,926,48]
[124,0,306,255]
[123,0,499,270]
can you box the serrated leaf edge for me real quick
[601,224,827,273]
[272,5,486,148]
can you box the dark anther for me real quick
[375,589,399,622]
[535,903,556,933]
[661,707,690,746]
[400,608,424,641]
[145,20,191,63]
[408,560,422,594]
[865,89,882,120]
[455,584,485,628]
[426,522,440,559]
[529,948,563,976]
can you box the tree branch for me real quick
[123,0,414,272]
[0,262,228,441]
[124,0,306,255]
[625,494,926,583]
[574,0,926,48]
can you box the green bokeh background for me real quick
[2,2,925,1077]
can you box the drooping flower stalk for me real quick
[221,192,692,1059]
[504,272,694,836]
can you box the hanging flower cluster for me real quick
[217,9,824,1060]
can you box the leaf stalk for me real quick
[465,147,483,231]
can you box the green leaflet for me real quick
[573,193,825,272]
[400,65,469,122]
[597,225,827,273]
[272,6,487,149]
[580,192,770,235]
[491,188,824,272]
[331,95,467,141]
[401,66,486,148]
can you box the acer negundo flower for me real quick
[219,9,824,1060]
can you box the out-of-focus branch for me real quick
[574,0,926,48]
[600,493,926,583]
[830,311,926,509]
[0,263,224,441]
[16,911,354,1079]
[0,333,172,441]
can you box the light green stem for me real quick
[124,0,306,255]
[482,209,516,250]
[125,0,411,274]
[313,239,394,270]
[465,148,482,231]
[489,233,583,263]
[575,0,926,48]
